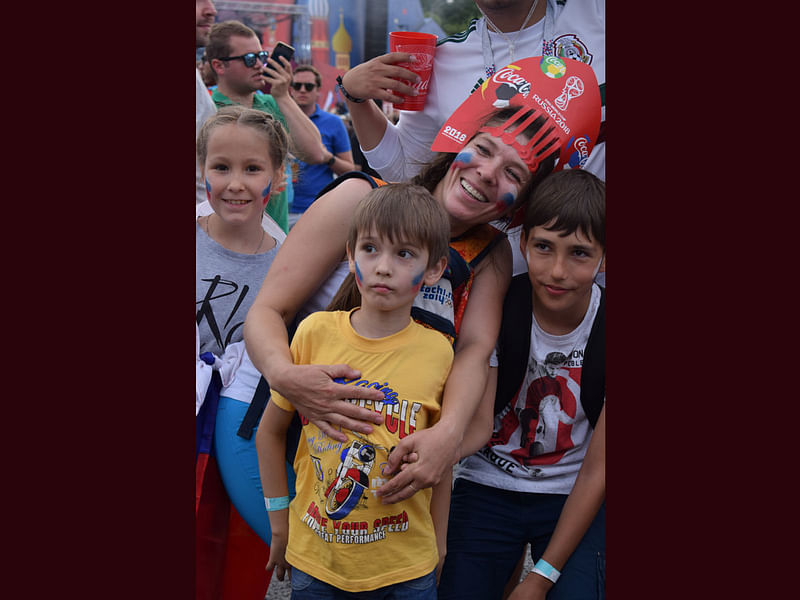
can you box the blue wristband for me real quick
[264,496,290,512]
[531,558,561,583]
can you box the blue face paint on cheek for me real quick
[354,262,363,285]
[494,191,516,213]
[411,270,425,290]
[262,182,271,199]
[451,151,473,170]
[205,178,212,199]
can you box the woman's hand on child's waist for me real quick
[376,422,460,503]
[279,363,384,442]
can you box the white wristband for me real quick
[531,558,561,583]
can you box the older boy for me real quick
[256,183,453,598]
[440,169,606,600]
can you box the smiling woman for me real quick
[243,57,601,518]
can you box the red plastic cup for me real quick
[388,31,437,111]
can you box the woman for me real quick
[244,56,601,503]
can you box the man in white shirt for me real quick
[340,0,604,183]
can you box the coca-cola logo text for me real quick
[491,68,531,97]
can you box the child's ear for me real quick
[424,256,448,285]
[346,246,355,274]
[598,254,606,274]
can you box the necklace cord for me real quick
[479,0,539,61]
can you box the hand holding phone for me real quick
[266,41,295,72]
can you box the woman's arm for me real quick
[507,405,606,600]
[256,401,295,581]
[460,366,498,457]
[243,178,384,442]
[377,240,512,502]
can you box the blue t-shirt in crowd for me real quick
[290,105,351,214]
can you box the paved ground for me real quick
[264,545,534,598]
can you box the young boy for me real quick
[439,169,606,600]
[256,183,453,598]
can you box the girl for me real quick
[195,105,292,598]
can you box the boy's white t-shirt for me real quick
[457,283,601,494]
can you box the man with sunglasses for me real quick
[206,20,329,233]
[287,65,354,228]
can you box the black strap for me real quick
[579,286,605,428]
[313,170,384,202]
[445,246,471,289]
[494,274,532,415]
[494,276,605,428]
[237,375,271,440]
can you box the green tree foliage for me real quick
[421,0,482,36]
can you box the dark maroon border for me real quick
[36,6,193,598]
[605,2,773,596]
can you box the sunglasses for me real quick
[218,51,270,68]
[291,82,317,92]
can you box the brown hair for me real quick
[196,105,289,175]
[205,21,258,62]
[293,64,321,87]
[327,183,450,312]
[522,169,605,250]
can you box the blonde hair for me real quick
[196,105,288,174]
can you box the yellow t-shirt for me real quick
[271,309,454,592]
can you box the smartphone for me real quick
[266,41,295,71]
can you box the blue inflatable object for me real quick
[213,395,297,543]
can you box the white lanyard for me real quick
[480,0,556,79]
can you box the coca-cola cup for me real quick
[388,31,437,111]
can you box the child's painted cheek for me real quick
[411,270,425,291]
[205,178,212,200]
[354,261,364,286]
[262,182,271,204]
[451,151,473,171]
[494,191,516,213]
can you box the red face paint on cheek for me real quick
[262,182,271,205]
[411,270,425,292]
[205,178,212,201]
[494,191,516,213]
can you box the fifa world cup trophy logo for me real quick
[555,76,584,110]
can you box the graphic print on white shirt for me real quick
[456,284,600,493]
[489,350,580,470]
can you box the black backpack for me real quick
[495,274,605,428]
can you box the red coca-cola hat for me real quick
[431,56,601,173]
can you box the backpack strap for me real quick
[494,274,533,415]
[314,170,386,201]
[236,375,270,440]
[494,277,605,428]
[579,285,605,428]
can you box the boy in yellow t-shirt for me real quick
[256,183,453,598]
